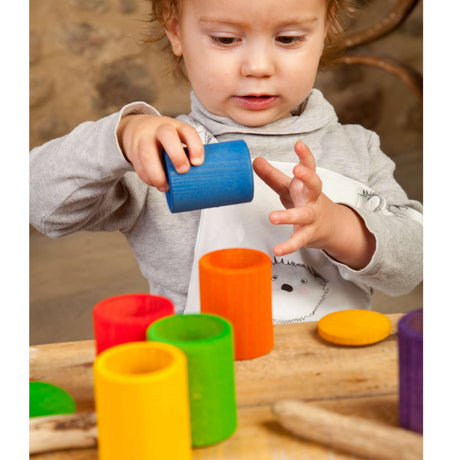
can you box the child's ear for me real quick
[165,18,183,57]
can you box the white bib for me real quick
[184,161,419,323]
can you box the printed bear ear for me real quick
[272,256,288,265]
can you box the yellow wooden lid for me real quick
[317,310,391,346]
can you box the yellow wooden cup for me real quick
[93,341,192,460]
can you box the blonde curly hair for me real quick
[146,0,355,78]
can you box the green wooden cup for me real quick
[146,314,237,447]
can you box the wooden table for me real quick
[30,313,403,459]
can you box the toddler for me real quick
[30,0,423,323]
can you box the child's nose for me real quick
[241,43,275,78]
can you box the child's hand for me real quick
[253,141,376,269]
[253,141,332,254]
[117,114,204,191]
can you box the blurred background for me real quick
[29,0,423,345]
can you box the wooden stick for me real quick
[272,400,422,460]
[335,53,423,106]
[339,0,420,50]
[29,412,97,455]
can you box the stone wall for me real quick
[30,0,423,201]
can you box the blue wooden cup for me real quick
[164,140,254,213]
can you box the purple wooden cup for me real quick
[398,309,423,433]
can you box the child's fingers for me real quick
[176,123,205,166]
[253,157,291,199]
[292,163,322,200]
[273,229,310,257]
[294,141,316,170]
[156,123,191,174]
[270,206,315,257]
[136,139,169,191]
[269,206,315,226]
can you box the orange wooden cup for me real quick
[199,248,273,360]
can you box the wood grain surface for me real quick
[30,314,414,459]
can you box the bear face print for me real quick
[271,257,329,323]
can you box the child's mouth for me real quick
[233,94,278,110]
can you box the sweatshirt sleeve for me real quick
[324,131,423,296]
[29,101,160,237]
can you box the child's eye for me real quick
[210,36,239,46]
[276,35,306,46]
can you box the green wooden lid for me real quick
[30,381,76,418]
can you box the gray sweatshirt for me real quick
[29,89,422,316]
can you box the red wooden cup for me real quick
[93,293,174,355]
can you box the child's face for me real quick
[166,0,329,127]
